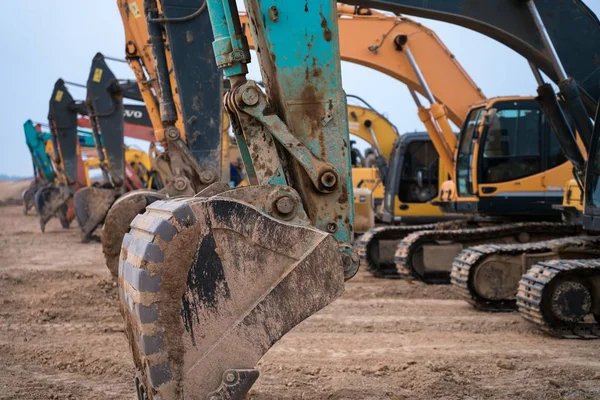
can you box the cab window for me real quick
[480,108,542,183]
[398,140,439,203]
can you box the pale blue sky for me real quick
[1,1,598,176]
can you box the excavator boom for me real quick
[345,0,600,107]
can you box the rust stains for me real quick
[319,12,332,42]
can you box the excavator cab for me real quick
[443,97,569,217]
[384,131,447,223]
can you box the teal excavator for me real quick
[22,120,98,215]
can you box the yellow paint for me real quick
[55,90,64,102]
[93,68,103,83]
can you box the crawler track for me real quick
[517,258,600,339]
[452,235,597,312]
[354,224,438,278]
[395,222,581,284]
[355,220,471,278]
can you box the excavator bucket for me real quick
[119,1,354,398]
[119,186,344,399]
[102,189,167,278]
[34,185,70,231]
[74,186,118,242]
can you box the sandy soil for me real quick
[0,180,31,206]
[0,193,599,399]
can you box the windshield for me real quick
[480,108,542,183]
[456,107,485,196]
[398,140,439,203]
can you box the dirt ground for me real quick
[0,180,31,206]
[1,183,599,399]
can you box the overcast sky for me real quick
[1,1,598,177]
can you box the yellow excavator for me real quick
[345,101,453,233]
[351,15,579,281]
[112,1,600,398]
[448,41,597,324]
[80,146,157,188]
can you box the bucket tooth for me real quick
[102,189,167,279]
[74,186,118,243]
[119,193,344,399]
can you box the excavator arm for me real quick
[22,120,58,215]
[118,1,354,398]
[23,120,57,185]
[33,79,83,232]
[239,8,487,177]
[74,53,154,242]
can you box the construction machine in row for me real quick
[22,119,96,216]
[445,6,600,338]
[344,0,600,338]
[73,53,159,242]
[355,12,589,282]
[38,76,156,233]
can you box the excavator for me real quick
[73,52,160,242]
[22,120,61,215]
[352,1,599,337]
[106,0,445,273]
[113,1,599,398]
[442,12,600,337]
[36,80,92,232]
[38,75,157,233]
[346,102,453,233]
[22,119,91,215]
[332,8,578,280]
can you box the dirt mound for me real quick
[0,180,31,206]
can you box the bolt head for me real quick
[200,170,216,184]
[166,127,180,140]
[268,6,279,21]
[241,87,260,106]
[320,171,337,188]
[173,177,187,191]
[224,372,236,384]
[327,222,338,233]
[275,196,295,215]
